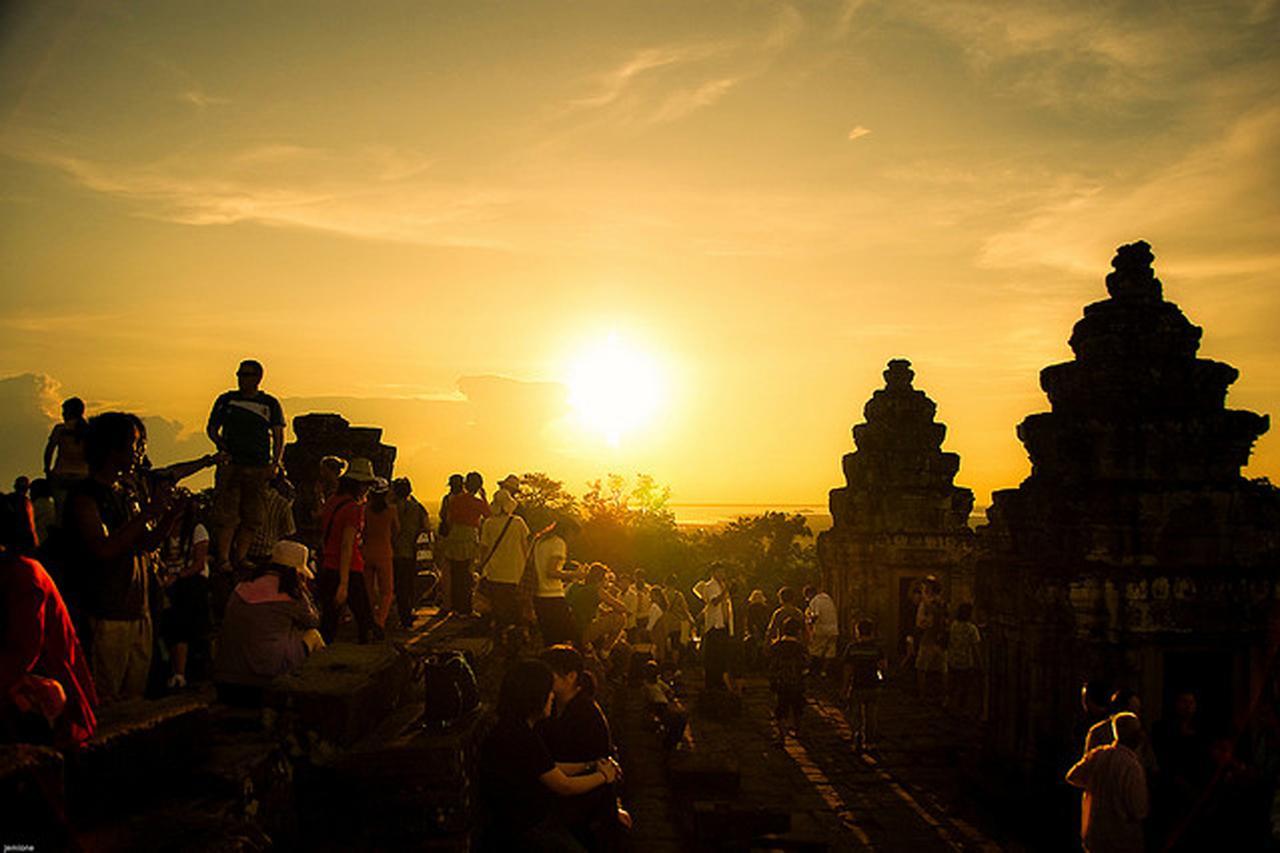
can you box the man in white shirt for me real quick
[477,489,530,634]
[804,584,839,677]
[694,563,732,691]
[533,515,585,646]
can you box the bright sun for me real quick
[566,333,665,446]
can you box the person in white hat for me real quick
[214,539,324,695]
[316,457,381,643]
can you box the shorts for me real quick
[213,463,272,534]
[810,633,838,659]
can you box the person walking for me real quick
[842,619,887,751]
[391,478,430,629]
[693,563,732,692]
[1066,712,1150,853]
[316,458,380,643]
[768,617,808,741]
[805,585,839,678]
[206,359,286,571]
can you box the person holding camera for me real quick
[64,412,184,703]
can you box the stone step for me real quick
[68,691,213,822]
[0,744,70,850]
[749,811,831,852]
[691,799,791,841]
[73,795,271,853]
[190,731,296,843]
[669,751,742,796]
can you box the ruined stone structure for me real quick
[283,412,397,497]
[976,241,1280,776]
[817,360,975,651]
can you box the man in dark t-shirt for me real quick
[843,618,887,751]
[206,359,286,570]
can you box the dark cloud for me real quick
[0,373,59,485]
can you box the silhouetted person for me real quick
[765,586,805,645]
[804,584,838,677]
[206,359,285,570]
[65,412,181,702]
[946,602,982,717]
[316,458,380,643]
[842,618,886,751]
[1067,712,1149,853]
[44,397,88,511]
[694,563,732,691]
[768,616,808,741]
[391,477,430,629]
[440,471,489,616]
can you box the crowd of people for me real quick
[7,357,1267,851]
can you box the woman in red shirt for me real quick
[317,458,380,643]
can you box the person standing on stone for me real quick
[43,396,89,510]
[477,487,529,637]
[842,619,886,752]
[248,473,297,563]
[362,479,398,634]
[804,584,839,678]
[391,477,430,630]
[945,602,982,717]
[441,471,489,616]
[316,458,380,643]
[1066,712,1150,853]
[768,616,808,741]
[533,515,586,647]
[693,563,733,692]
[64,412,181,702]
[206,359,286,571]
[299,456,346,555]
[436,473,464,610]
[914,576,948,703]
[662,574,693,666]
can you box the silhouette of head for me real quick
[1111,712,1143,749]
[62,397,85,421]
[236,359,264,393]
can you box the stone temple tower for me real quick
[976,241,1280,777]
[817,359,975,652]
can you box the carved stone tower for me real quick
[817,359,975,650]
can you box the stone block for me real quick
[0,744,68,849]
[68,691,213,821]
[265,641,413,751]
[669,751,741,796]
[691,800,790,841]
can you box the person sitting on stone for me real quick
[565,562,627,653]
[641,659,687,751]
[214,540,322,699]
[478,659,622,852]
[538,644,632,848]
[0,505,98,747]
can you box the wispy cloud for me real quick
[847,125,871,141]
[179,88,230,109]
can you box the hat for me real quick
[345,457,379,483]
[498,474,521,491]
[320,455,348,475]
[271,539,313,578]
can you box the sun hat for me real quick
[498,474,521,491]
[491,488,517,515]
[344,457,379,483]
[320,455,348,475]
[271,539,313,578]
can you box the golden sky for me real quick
[1,1,1278,507]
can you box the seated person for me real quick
[641,660,687,750]
[539,645,633,848]
[1,518,98,747]
[479,658,621,852]
[214,540,323,694]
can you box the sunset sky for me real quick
[2,1,1278,509]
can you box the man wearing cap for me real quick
[496,474,521,501]
[206,359,286,570]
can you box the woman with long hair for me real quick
[362,481,398,633]
[539,645,632,848]
[478,658,620,851]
